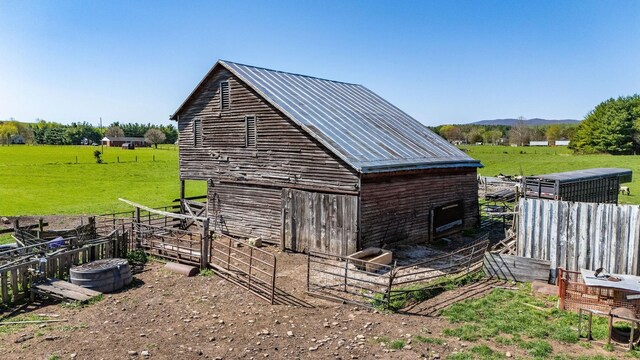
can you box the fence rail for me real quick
[307,238,489,310]
[138,224,202,266]
[209,235,277,304]
[0,231,126,306]
[517,198,640,275]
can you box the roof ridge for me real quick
[219,59,362,87]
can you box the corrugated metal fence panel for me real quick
[517,198,640,275]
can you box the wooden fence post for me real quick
[200,219,210,270]
[115,229,121,258]
[135,207,141,243]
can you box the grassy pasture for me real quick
[0,145,205,216]
[463,145,640,205]
[1,144,639,216]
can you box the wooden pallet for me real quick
[31,279,102,302]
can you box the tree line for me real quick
[433,94,640,155]
[431,122,576,146]
[0,119,177,147]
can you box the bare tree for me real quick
[144,128,166,149]
[106,125,124,138]
[509,117,531,146]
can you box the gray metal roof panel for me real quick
[529,168,632,183]
[174,60,482,173]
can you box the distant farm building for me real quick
[101,137,149,147]
[171,60,482,256]
[10,134,25,144]
[528,140,570,147]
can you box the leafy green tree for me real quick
[0,122,18,145]
[439,125,463,142]
[545,125,562,144]
[571,95,640,154]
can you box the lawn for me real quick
[1,144,639,216]
[441,283,631,360]
[0,145,206,216]
[462,145,640,205]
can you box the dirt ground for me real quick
[0,216,622,359]
[0,247,623,360]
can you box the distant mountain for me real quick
[470,118,581,126]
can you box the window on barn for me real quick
[245,116,256,147]
[220,81,230,110]
[193,119,202,147]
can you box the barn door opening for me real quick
[282,189,358,256]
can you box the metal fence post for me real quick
[306,253,311,293]
[200,219,210,270]
[344,258,349,292]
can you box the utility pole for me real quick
[100,117,104,154]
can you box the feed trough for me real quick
[70,258,132,293]
[347,248,392,272]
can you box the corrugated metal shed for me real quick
[171,60,481,174]
[530,168,632,183]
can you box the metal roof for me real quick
[102,137,146,142]
[172,60,482,173]
[528,168,633,184]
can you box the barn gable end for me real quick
[172,60,481,254]
[175,65,359,242]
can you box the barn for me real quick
[170,60,482,256]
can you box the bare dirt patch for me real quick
[0,249,626,360]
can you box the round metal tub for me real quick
[70,258,132,293]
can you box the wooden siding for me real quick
[359,168,479,248]
[209,182,282,243]
[177,66,360,244]
[517,198,640,275]
[484,253,551,282]
[177,67,359,192]
[282,189,358,256]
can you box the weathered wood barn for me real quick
[171,60,482,256]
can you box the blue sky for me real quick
[0,0,638,126]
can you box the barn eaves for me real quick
[170,60,482,174]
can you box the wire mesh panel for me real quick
[558,268,640,317]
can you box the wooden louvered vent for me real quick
[245,116,256,147]
[193,119,202,147]
[220,81,230,110]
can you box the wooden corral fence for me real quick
[517,198,640,275]
[138,224,203,266]
[104,201,278,304]
[307,238,489,310]
[0,231,125,306]
[95,205,182,237]
[13,219,97,248]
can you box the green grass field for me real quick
[0,145,205,215]
[462,145,640,205]
[0,144,639,216]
